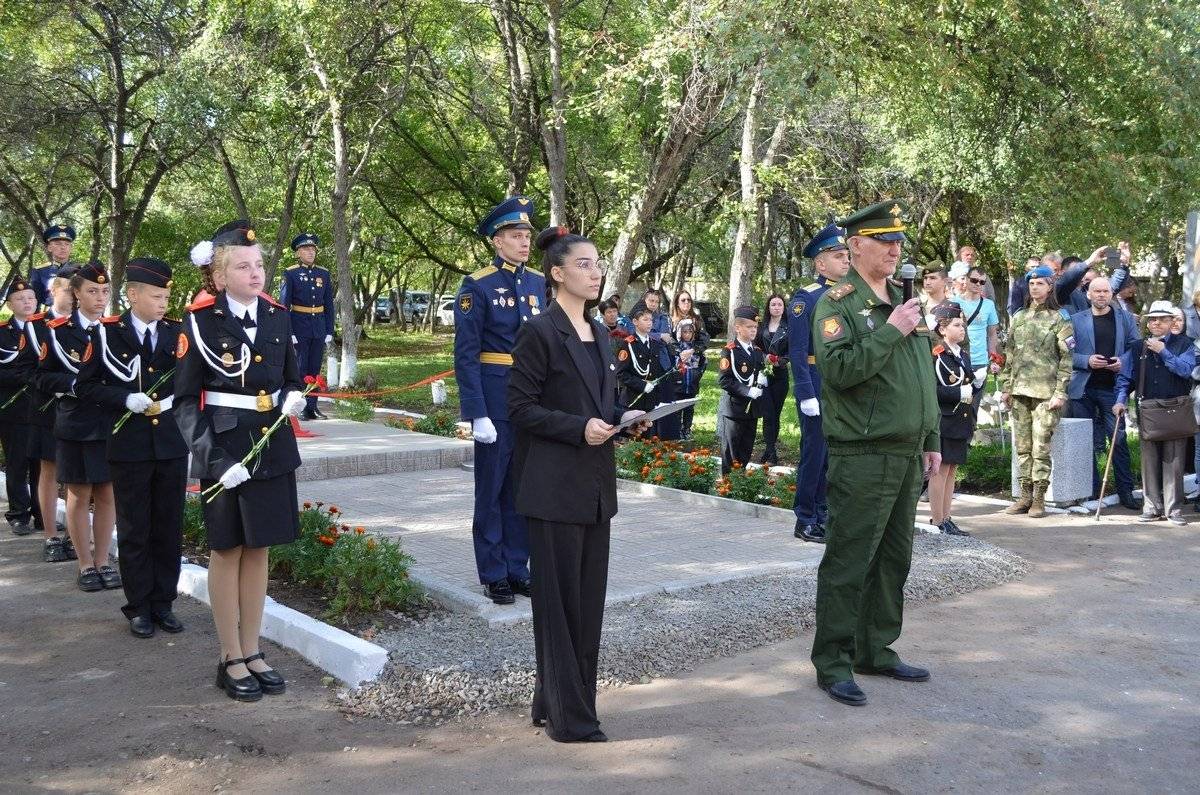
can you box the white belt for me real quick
[203,390,279,411]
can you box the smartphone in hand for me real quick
[1105,248,1121,271]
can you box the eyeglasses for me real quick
[968,277,987,285]
[569,259,608,275]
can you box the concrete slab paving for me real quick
[292,419,472,481]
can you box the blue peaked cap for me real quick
[802,222,848,259]
[291,232,320,251]
[477,196,536,238]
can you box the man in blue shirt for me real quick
[956,266,1001,411]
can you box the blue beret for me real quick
[477,196,536,238]
[802,222,848,259]
[291,232,319,251]
[1026,265,1055,282]
[42,224,76,243]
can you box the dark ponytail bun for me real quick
[536,225,573,252]
[537,226,595,304]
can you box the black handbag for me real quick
[1136,343,1198,441]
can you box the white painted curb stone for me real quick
[177,563,389,688]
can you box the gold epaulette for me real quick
[286,264,299,271]
[825,282,856,301]
[470,265,498,281]
[803,282,821,293]
[524,267,544,278]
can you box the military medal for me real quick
[221,352,235,365]
[740,364,748,373]
[315,277,323,287]
[68,349,80,361]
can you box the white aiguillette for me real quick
[613,397,700,432]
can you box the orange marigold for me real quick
[303,501,313,509]
[328,505,340,514]
[318,535,335,546]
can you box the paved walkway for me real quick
[2,494,1194,791]
[299,468,822,624]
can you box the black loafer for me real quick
[97,565,122,590]
[508,578,533,598]
[486,580,515,605]
[854,661,931,682]
[821,679,867,706]
[129,615,155,638]
[216,658,263,702]
[78,567,104,592]
[243,652,286,694]
[153,611,185,633]
[10,519,35,536]
[62,535,77,559]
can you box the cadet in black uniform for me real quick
[756,293,790,464]
[0,277,44,536]
[717,306,767,473]
[26,264,77,562]
[615,303,674,434]
[76,258,189,636]
[175,220,304,702]
[35,261,118,592]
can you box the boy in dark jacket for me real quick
[717,306,766,473]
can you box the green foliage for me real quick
[615,437,718,494]
[182,496,207,550]
[715,463,796,507]
[334,397,377,423]
[956,443,1011,494]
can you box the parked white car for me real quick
[436,297,455,328]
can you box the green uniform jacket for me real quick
[811,268,940,456]
[996,303,1074,401]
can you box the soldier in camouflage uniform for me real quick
[998,265,1074,518]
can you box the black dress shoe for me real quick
[78,567,104,592]
[313,407,329,419]
[508,578,533,598]
[153,611,185,633]
[531,717,546,727]
[44,537,69,563]
[486,580,515,605]
[821,679,867,706]
[62,535,77,559]
[302,408,319,421]
[243,651,286,694]
[216,658,263,702]
[552,729,609,743]
[940,518,970,537]
[795,522,826,543]
[1118,492,1143,510]
[129,615,155,638]
[10,519,35,536]
[854,661,931,682]
[97,564,122,589]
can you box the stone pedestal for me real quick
[1009,417,1093,504]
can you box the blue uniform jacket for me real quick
[787,276,834,402]
[453,258,546,421]
[618,310,671,341]
[1067,306,1141,400]
[30,262,58,309]
[278,264,335,338]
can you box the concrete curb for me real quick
[177,563,389,688]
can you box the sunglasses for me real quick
[968,277,987,285]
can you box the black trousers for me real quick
[720,416,757,474]
[760,368,789,456]
[0,420,41,526]
[528,517,610,742]
[111,457,187,620]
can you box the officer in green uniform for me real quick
[808,200,941,707]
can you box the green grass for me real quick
[350,329,458,414]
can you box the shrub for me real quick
[335,396,377,423]
[615,436,717,494]
[182,496,206,550]
[387,410,466,439]
[956,442,1011,493]
[715,463,796,506]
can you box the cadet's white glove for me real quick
[124,392,153,414]
[755,372,769,388]
[324,334,332,344]
[281,390,306,417]
[800,398,820,417]
[747,387,763,400]
[218,463,251,490]
[643,381,655,394]
[973,366,988,389]
[960,384,973,403]
[291,335,298,344]
[472,417,498,444]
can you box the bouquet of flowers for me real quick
[201,375,326,503]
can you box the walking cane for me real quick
[1094,411,1125,521]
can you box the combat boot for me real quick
[1005,480,1033,514]
[1028,481,1049,518]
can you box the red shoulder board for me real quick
[47,316,70,328]
[101,315,122,324]
[258,292,285,309]
[187,294,216,312]
[725,341,736,350]
[28,311,46,322]
[0,320,8,328]
[164,317,181,324]
[931,344,945,356]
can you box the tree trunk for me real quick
[540,0,568,226]
[728,65,765,333]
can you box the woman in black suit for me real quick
[756,293,790,464]
[508,226,648,743]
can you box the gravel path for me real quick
[341,533,1028,724]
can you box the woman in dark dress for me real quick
[175,220,306,702]
[507,227,648,743]
[756,293,789,464]
[928,303,977,536]
[36,261,120,591]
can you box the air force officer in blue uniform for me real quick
[788,222,850,543]
[35,224,77,310]
[279,233,334,419]
[454,196,546,605]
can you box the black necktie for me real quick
[141,327,153,361]
[240,312,256,329]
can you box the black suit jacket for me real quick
[0,318,37,422]
[508,302,625,524]
[717,342,766,420]
[174,291,302,480]
[75,311,188,462]
[34,310,113,442]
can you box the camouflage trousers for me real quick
[1010,394,1062,483]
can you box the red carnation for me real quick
[767,353,780,366]
[609,328,626,339]
[725,341,736,350]
[625,335,637,343]
[304,375,315,384]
